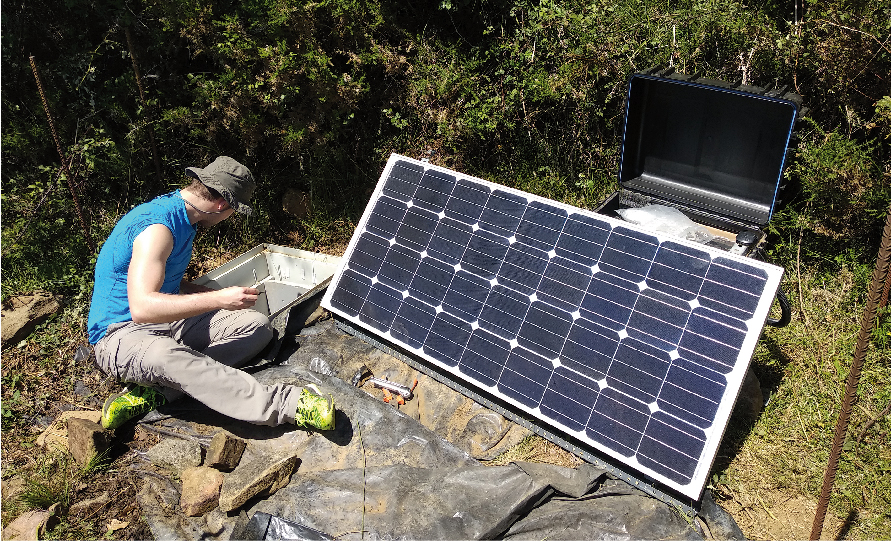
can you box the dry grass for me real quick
[711,268,891,540]
[486,434,585,468]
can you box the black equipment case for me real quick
[597,68,804,325]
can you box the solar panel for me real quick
[322,154,784,501]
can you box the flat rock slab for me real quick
[146,438,203,475]
[1,290,61,347]
[219,452,299,513]
[181,467,225,517]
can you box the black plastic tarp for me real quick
[132,319,744,540]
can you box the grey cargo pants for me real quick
[94,309,300,426]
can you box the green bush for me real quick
[2,0,889,292]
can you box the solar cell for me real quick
[322,154,784,501]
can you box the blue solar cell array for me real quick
[323,155,783,499]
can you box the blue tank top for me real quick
[87,191,196,343]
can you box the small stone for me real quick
[67,418,113,466]
[303,306,328,328]
[180,466,225,517]
[73,380,92,397]
[1,503,61,541]
[218,453,300,513]
[1,290,62,348]
[146,438,203,475]
[69,492,111,515]
[106,519,129,534]
[1,475,26,501]
[206,432,246,472]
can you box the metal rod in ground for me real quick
[125,27,164,187]
[810,204,891,540]
[29,55,96,255]
[880,259,890,308]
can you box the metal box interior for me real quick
[193,244,342,336]
[609,71,801,237]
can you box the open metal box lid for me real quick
[619,71,801,229]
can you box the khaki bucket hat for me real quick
[185,156,256,216]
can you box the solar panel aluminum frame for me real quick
[322,153,784,503]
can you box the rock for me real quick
[69,492,111,516]
[1,503,61,541]
[146,438,203,475]
[218,453,300,513]
[1,290,62,348]
[106,518,129,534]
[308,356,335,376]
[180,466,225,517]
[67,417,113,466]
[303,305,328,328]
[73,379,92,397]
[282,189,313,220]
[699,489,746,540]
[206,432,246,472]
[1,475,25,501]
[36,410,103,452]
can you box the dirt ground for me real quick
[0,346,159,539]
[723,492,845,540]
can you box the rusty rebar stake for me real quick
[124,27,164,186]
[29,55,96,255]
[880,260,891,308]
[810,204,891,540]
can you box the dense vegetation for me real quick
[4,0,888,298]
[2,0,889,538]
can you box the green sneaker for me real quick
[294,384,335,430]
[101,385,167,430]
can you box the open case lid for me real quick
[619,72,800,228]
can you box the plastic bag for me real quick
[617,204,714,243]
